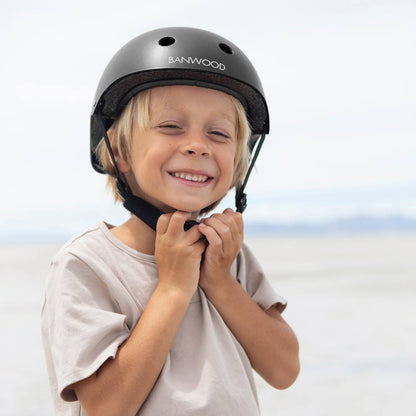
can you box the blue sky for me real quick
[1,0,415,239]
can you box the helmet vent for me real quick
[158,36,176,46]
[219,43,233,54]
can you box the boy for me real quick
[41,27,299,416]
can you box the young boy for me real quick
[41,27,299,416]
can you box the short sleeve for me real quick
[235,243,287,313]
[41,251,131,402]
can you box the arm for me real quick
[72,212,206,416]
[198,209,300,390]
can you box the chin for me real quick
[169,198,214,214]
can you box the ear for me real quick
[107,129,131,174]
[110,145,131,174]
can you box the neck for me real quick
[110,215,157,255]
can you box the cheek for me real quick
[131,145,159,170]
[229,144,238,168]
[221,150,237,180]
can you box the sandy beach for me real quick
[1,233,415,415]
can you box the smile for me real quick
[170,172,210,183]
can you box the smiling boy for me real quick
[41,27,299,416]
[114,86,238,223]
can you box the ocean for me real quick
[1,233,415,416]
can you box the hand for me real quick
[197,208,244,293]
[155,211,207,298]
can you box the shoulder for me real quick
[52,222,109,263]
[50,221,134,276]
[237,241,288,313]
[43,223,132,324]
[45,223,118,299]
[235,241,263,274]
[44,221,157,312]
[230,241,264,291]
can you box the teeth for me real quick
[173,172,208,182]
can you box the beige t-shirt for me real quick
[41,221,287,416]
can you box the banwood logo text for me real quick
[169,56,226,71]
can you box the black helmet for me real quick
[90,27,270,229]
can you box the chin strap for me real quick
[235,132,266,213]
[124,194,198,231]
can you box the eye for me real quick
[209,130,229,138]
[157,123,183,136]
[209,130,234,143]
[160,124,180,129]
[158,123,183,134]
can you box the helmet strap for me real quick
[124,194,199,231]
[235,132,266,213]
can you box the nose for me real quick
[181,131,211,157]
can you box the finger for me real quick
[194,237,208,255]
[221,210,244,239]
[222,208,243,223]
[185,221,206,244]
[165,211,192,236]
[202,216,232,244]
[202,213,241,244]
[156,213,172,235]
[206,209,239,225]
[198,221,223,251]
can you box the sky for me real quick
[1,0,415,239]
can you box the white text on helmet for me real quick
[168,56,226,71]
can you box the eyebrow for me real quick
[215,111,236,124]
[150,107,236,124]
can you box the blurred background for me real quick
[1,0,415,415]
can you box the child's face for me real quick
[122,85,237,214]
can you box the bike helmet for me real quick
[90,27,270,230]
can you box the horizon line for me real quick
[2,213,416,243]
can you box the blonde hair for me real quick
[96,87,251,215]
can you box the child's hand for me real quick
[155,211,206,298]
[198,208,243,292]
